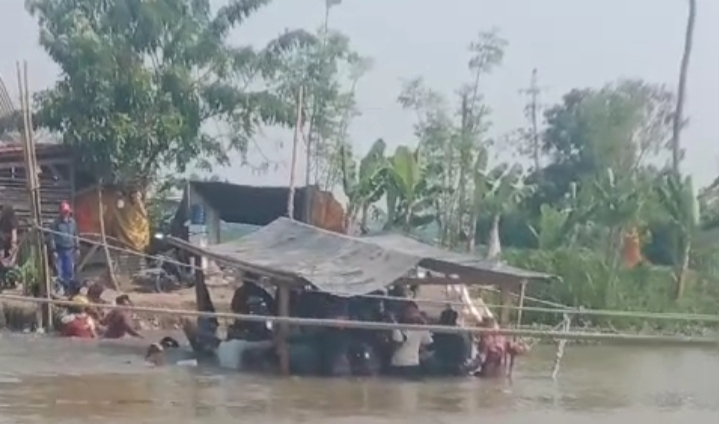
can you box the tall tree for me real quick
[671,0,697,174]
[27,0,313,189]
[398,29,507,249]
[534,80,675,209]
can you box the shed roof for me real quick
[179,180,314,226]
[169,217,556,296]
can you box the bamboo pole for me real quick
[551,313,572,380]
[96,183,119,290]
[515,280,527,327]
[1,293,716,347]
[287,86,303,220]
[17,61,52,330]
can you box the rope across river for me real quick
[0,294,716,346]
[32,226,719,324]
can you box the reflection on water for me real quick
[0,332,717,424]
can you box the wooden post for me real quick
[276,284,291,375]
[499,284,512,326]
[287,86,303,220]
[515,280,527,328]
[17,61,52,330]
[97,184,119,290]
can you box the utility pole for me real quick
[519,68,545,171]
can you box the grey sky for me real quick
[1,0,717,189]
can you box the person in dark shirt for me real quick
[48,201,79,293]
[101,295,143,339]
[0,204,18,259]
[430,308,477,376]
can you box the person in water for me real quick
[389,302,432,379]
[145,336,181,366]
[82,281,107,321]
[60,295,98,339]
[475,317,528,378]
[101,294,143,339]
[429,308,478,376]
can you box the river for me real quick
[0,332,717,424]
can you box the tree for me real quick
[384,145,434,232]
[517,68,544,171]
[340,138,387,234]
[655,173,697,299]
[398,29,507,249]
[27,0,313,189]
[671,0,697,174]
[533,80,675,210]
[269,0,372,191]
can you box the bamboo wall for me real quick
[0,143,74,227]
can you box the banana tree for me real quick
[655,173,697,299]
[470,155,527,258]
[340,139,388,234]
[384,145,435,232]
[586,169,647,266]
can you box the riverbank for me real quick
[0,284,235,331]
[1,286,716,343]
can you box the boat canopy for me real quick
[169,217,557,296]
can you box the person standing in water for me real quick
[101,295,143,339]
[389,302,432,379]
[59,295,98,339]
[48,201,79,294]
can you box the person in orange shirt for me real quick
[60,296,98,339]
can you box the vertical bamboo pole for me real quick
[287,86,303,221]
[551,313,572,380]
[515,280,527,328]
[96,183,119,290]
[276,284,291,375]
[499,284,511,326]
[17,61,52,330]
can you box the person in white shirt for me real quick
[389,302,432,378]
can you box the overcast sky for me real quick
[1,0,717,188]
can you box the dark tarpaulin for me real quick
[189,218,555,296]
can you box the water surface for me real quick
[0,332,717,424]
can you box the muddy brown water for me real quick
[0,332,717,424]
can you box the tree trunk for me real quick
[466,210,477,252]
[97,186,119,290]
[674,237,691,300]
[486,214,501,260]
[671,0,697,174]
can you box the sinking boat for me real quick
[171,218,556,377]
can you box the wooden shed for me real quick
[0,141,75,227]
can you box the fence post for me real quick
[551,312,572,380]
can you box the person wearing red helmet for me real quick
[48,200,79,294]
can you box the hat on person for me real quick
[59,201,72,214]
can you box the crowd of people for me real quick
[217,281,527,379]
[56,281,143,340]
[1,200,526,377]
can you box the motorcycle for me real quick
[146,233,194,293]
